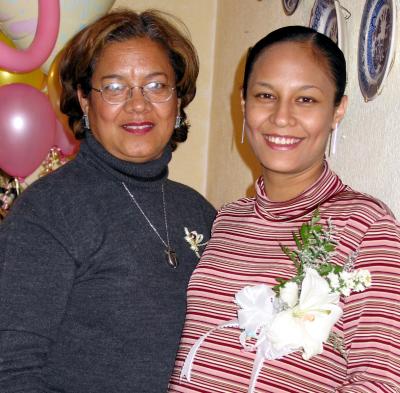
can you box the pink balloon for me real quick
[54,119,80,156]
[0,83,56,178]
[0,0,60,72]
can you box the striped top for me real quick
[168,165,400,393]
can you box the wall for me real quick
[114,0,217,193]
[207,0,400,219]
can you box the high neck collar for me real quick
[254,163,347,222]
[77,132,171,188]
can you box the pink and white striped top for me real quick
[169,165,400,392]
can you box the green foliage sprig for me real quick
[273,209,338,293]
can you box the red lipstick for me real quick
[122,122,154,135]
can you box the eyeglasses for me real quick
[91,81,176,104]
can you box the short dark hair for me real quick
[242,25,346,105]
[59,9,199,149]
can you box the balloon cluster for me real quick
[0,0,115,216]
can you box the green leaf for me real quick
[293,233,302,250]
[333,265,343,274]
[290,252,298,264]
[281,245,299,266]
[273,278,290,294]
[313,224,323,233]
[300,224,310,246]
[281,245,291,258]
[318,264,334,275]
[311,209,321,225]
[324,244,335,252]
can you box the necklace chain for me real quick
[122,182,178,268]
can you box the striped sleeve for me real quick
[336,215,400,393]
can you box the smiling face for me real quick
[78,37,179,163]
[242,41,347,187]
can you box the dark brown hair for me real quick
[59,9,199,149]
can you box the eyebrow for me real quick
[100,72,169,81]
[254,81,323,92]
[100,74,123,81]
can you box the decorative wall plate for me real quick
[335,1,348,56]
[310,0,339,45]
[282,0,300,16]
[358,0,396,102]
[309,0,348,58]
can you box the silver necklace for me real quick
[122,182,178,269]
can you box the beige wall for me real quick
[207,0,400,218]
[114,0,400,219]
[114,0,217,193]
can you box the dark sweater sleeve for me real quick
[0,198,76,392]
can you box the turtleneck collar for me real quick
[254,162,347,222]
[77,132,172,188]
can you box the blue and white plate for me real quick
[310,1,348,59]
[282,0,300,15]
[358,0,396,102]
[310,0,338,44]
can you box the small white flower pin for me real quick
[184,227,207,258]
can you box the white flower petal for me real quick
[267,310,303,351]
[300,268,339,309]
[305,304,342,340]
[327,272,340,289]
[301,306,343,359]
[235,285,276,333]
[279,282,299,308]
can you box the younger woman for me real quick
[169,26,400,392]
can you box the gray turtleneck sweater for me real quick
[0,134,216,393]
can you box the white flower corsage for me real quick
[181,210,371,393]
[184,227,207,258]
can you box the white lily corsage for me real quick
[184,227,207,258]
[181,210,371,393]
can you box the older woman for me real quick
[0,9,215,393]
[170,26,400,392]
